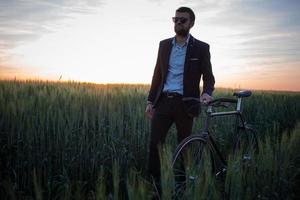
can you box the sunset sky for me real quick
[0,0,299,91]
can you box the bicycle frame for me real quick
[200,97,247,170]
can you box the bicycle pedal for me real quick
[215,168,227,177]
[242,155,252,160]
[188,175,197,180]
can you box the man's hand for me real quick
[200,93,213,104]
[145,103,154,119]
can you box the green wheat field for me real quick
[0,80,299,199]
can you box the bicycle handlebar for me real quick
[182,90,252,108]
[183,97,237,104]
[208,98,237,106]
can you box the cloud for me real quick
[192,0,300,68]
[0,0,104,50]
[0,0,106,79]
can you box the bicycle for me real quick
[172,90,258,197]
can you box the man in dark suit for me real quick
[145,6,215,192]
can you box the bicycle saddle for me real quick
[233,90,252,98]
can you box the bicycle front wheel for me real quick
[172,134,215,197]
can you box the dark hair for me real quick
[176,7,195,23]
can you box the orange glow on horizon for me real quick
[1,66,299,92]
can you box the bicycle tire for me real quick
[233,125,259,160]
[172,134,215,198]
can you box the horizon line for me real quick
[0,77,299,93]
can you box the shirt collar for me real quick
[172,34,190,47]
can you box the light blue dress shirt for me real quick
[163,35,190,95]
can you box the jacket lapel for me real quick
[161,38,172,80]
[184,35,195,72]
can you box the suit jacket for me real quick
[148,35,215,117]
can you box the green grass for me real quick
[0,80,299,199]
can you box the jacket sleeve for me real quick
[148,42,162,103]
[202,45,215,96]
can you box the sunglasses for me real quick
[172,17,188,24]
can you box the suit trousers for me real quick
[148,94,194,187]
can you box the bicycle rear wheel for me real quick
[172,134,215,198]
[233,125,258,160]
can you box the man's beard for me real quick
[175,26,189,37]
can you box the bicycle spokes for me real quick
[172,137,214,197]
